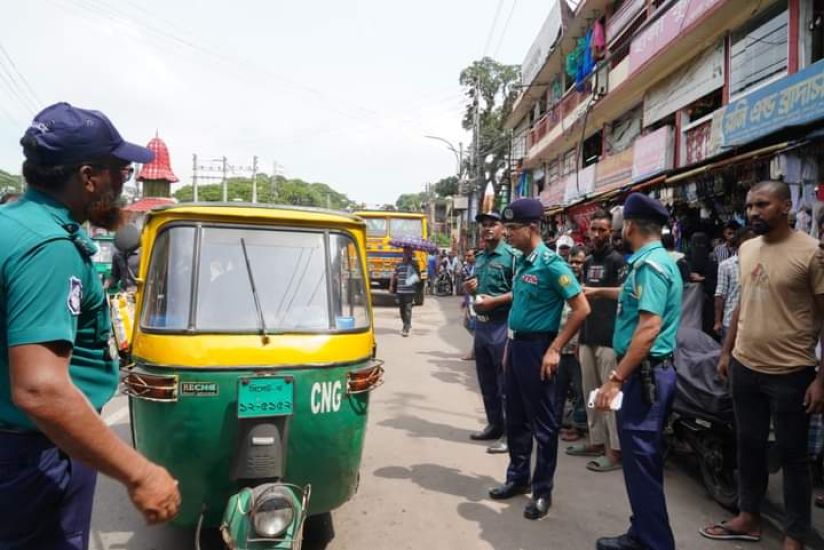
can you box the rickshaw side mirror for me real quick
[114,223,141,253]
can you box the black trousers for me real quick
[397,294,413,330]
[731,358,815,540]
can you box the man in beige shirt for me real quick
[701,181,824,550]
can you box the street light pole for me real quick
[424,135,462,177]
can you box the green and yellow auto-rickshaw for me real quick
[119,204,384,549]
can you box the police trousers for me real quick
[0,431,97,549]
[505,334,559,498]
[617,361,676,550]
[473,319,507,430]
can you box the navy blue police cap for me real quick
[501,198,544,224]
[20,102,154,167]
[622,192,669,225]
[475,211,502,223]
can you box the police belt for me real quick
[616,354,673,369]
[0,420,37,434]
[511,331,555,342]
[475,308,509,324]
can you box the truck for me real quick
[354,211,429,305]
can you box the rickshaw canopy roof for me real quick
[145,203,366,229]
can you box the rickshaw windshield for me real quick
[141,224,370,333]
[93,240,114,264]
[364,218,387,237]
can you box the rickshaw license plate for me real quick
[237,377,294,419]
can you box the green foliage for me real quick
[434,233,451,247]
[395,192,426,212]
[459,57,520,196]
[433,176,459,198]
[174,174,355,209]
[0,169,23,194]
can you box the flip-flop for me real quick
[586,455,622,472]
[699,522,761,542]
[565,443,604,457]
[561,429,583,442]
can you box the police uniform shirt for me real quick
[474,241,518,311]
[0,189,118,431]
[508,242,582,333]
[613,241,682,358]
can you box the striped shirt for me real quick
[394,262,419,294]
[714,255,739,328]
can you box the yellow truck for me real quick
[354,211,429,305]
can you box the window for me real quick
[606,105,642,154]
[329,234,370,330]
[729,2,789,98]
[141,226,196,330]
[582,131,603,167]
[562,148,577,175]
[141,225,370,333]
[364,218,387,237]
[195,227,328,332]
[389,218,422,238]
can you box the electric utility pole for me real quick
[192,154,198,202]
[251,155,259,204]
[221,156,228,202]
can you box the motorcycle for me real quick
[670,325,738,510]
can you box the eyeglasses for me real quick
[86,162,134,181]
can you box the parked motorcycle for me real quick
[670,326,738,510]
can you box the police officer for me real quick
[0,103,181,548]
[465,210,518,454]
[594,193,682,550]
[489,198,591,520]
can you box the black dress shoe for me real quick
[596,534,644,550]
[488,482,529,500]
[523,495,551,519]
[486,440,508,454]
[470,425,504,441]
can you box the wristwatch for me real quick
[608,370,625,384]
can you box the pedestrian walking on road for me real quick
[489,198,590,520]
[465,212,518,454]
[460,248,477,361]
[568,209,626,472]
[390,247,420,337]
[0,103,181,549]
[712,227,755,342]
[701,181,824,550]
[593,193,683,550]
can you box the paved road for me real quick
[91,294,820,549]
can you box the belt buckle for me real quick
[477,313,490,323]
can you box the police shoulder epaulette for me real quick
[63,223,98,258]
[638,259,670,281]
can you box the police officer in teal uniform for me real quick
[489,198,591,520]
[0,103,180,548]
[466,210,518,454]
[594,193,682,550]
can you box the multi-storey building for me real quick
[507,0,824,240]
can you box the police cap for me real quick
[475,211,501,223]
[622,193,669,225]
[501,198,544,224]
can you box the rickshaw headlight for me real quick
[252,487,295,538]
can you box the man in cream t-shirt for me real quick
[702,181,824,550]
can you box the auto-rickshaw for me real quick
[118,204,384,549]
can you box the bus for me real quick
[354,211,428,305]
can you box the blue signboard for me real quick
[719,59,824,147]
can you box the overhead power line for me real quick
[482,0,506,58]
[492,0,518,59]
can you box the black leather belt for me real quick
[476,309,509,323]
[512,331,554,342]
[617,355,673,368]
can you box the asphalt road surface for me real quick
[90,293,822,549]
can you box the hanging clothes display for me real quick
[591,18,606,60]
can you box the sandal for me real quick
[699,522,761,542]
[565,443,604,457]
[586,455,622,472]
[561,428,583,442]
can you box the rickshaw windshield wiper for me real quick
[240,238,270,345]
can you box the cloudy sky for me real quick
[0,0,551,205]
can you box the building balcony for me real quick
[517,0,776,169]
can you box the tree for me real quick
[174,174,355,209]
[395,192,426,212]
[460,57,520,206]
[0,169,23,194]
[433,176,459,198]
